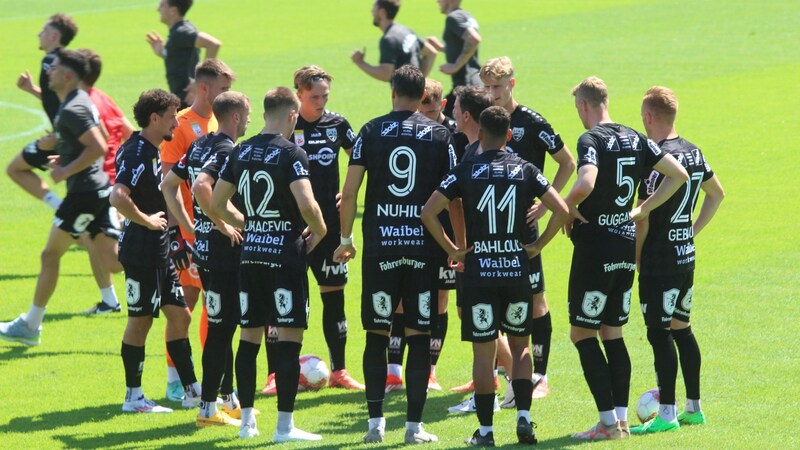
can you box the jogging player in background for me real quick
[334,65,457,444]
[211,87,327,443]
[146,0,222,107]
[565,76,688,441]
[631,86,724,434]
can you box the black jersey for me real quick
[573,123,664,241]
[115,133,169,267]
[638,137,714,275]
[171,132,241,270]
[218,134,310,268]
[438,150,551,286]
[443,8,481,88]
[54,89,109,193]
[164,20,199,103]
[379,23,423,70]
[350,110,456,257]
[40,49,60,124]
[291,111,356,225]
[440,116,470,161]
[506,105,565,172]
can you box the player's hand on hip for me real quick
[526,201,547,226]
[448,246,473,264]
[218,222,242,246]
[303,228,323,254]
[168,226,193,270]
[522,241,542,259]
[448,257,465,272]
[146,211,168,231]
[629,206,648,222]
[439,63,458,75]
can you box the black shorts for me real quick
[638,272,694,328]
[528,254,545,295]
[460,283,533,343]
[198,267,240,329]
[54,187,119,239]
[361,256,437,332]
[308,231,348,287]
[568,237,635,329]
[123,263,187,318]
[21,141,56,170]
[239,263,309,329]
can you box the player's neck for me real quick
[648,126,678,143]
[393,98,420,113]
[42,43,59,53]
[261,121,292,139]
[55,85,78,102]
[380,20,393,32]
[299,110,322,123]
[503,98,518,113]
[140,128,164,149]
[464,125,480,144]
[190,101,213,119]
[165,16,183,28]
[216,124,237,141]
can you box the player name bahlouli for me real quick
[473,239,522,254]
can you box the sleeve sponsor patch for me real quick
[293,160,309,177]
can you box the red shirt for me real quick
[88,87,126,183]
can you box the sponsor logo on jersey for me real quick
[326,128,338,142]
[294,130,305,146]
[647,138,662,156]
[536,172,549,187]
[440,174,457,189]
[472,303,493,331]
[418,291,431,319]
[263,147,281,164]
[603,261,636,272]
[202,154,218,169]
[581,291,607,318]
[308,147,336,166]
[606,136,618,151]
[512,127,525,142]
[538,130,557,149]
[274,288,293,316]
[415,124,433,141]
[346,128,356,142]
[206,290,221,317]
[644,170,659,195]
[293,160,309,176]
[381,121,399,137]
[472,164,489,179]
[238,145,253,161]
[372,291,392,318]
[670,227,694,242]
[598,212,631,227]
[131,163,145,186]
[189,143,203,160]
[584,146,598,165]
[378,257,426,271]
[505,302,528,326]
[191,122,203,137]
[507,164,523,180]
[352,136,363,159]
[491,163,505,178]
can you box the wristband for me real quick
[340,234,353,246]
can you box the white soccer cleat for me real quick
[239,419,259,439]
[273,427,323,442]
[405,424,438,444]
[122,396,173,413]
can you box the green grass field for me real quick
[1,0,798,448]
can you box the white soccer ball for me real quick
[636,388,660,423]
[299,354,330,390]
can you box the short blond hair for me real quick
[293,65,333,91]
[213,91,249,122]
[642,86,678,123]
[480,56,514,81]
[195,58,236,82]
[421,78,443,105]
[572,76,608,107]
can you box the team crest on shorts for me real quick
[622,289,632,315]
[206,290,221,317]
[472,303,493,331]
[662,289,679,316]
[372,291,392,318]
[512,127,525,142]
[418,291,431,319]
[581,291,607,318]
[239,292,249,316]
[275,289,293,316]
[681,287,693,311]
[326,128,338,142]
[505,302,528,326]
[126,279,141,305]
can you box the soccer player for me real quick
[160,58,234,402]
[111,88,202,413]
[7,13,77,213]
[565,76,688,440]
[422,105,571,446]
[480,56,577,400]
[427,0,482,118]
[146,0,222,107]
[630,86,725,434]
[351,0,437,82]
[334,65,456,444]
[211,87,326,442]
[0,50,120,345]
[163,91,252,426]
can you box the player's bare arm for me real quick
[110,184,167,231]
[421,191,463,260]
[145,31,165,58]
[192,172,242,245]
[209,178,244,229]
[440,27,480,75]
[290,178,327,253]
[562,164,595,237]
[634,198,649,271]
[17,69,41,99]
[333,164,365,262]
[195,31,221,59]
[351,47,395,82]
[48,126,106,183]
[522,187,571,258]
[161,170,194,235]
[630,154,689,221]
[692,174,725,237]
[419,40,439,77]
[529,146,577,222]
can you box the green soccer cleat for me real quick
[630,415,680,434]
[677,410,706,425]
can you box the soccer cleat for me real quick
[447,394,501,414]
[677,410,706,425]
[166,380,184,401]
[427,372,442,391]
[499,383,515,409]
[465,429,495,446]
[385,374,404,393]
[405,424,438,444]
[363,427,385,443]
[516,417,538,444]
[630,415,680,434]
[329,369,366,390]
[572,421,626,440]
[619,420,630,438]
[0,315,41,346]
[274,427,322,442]
[450,376,499,393]
[196,410,241,427]
[261,373,277,395]
[223,405,260,419]
[182,391,202,409]
[239,420,259,439]
[532,379,549,399]
[80,301,121,314]
[122,396,173,413]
